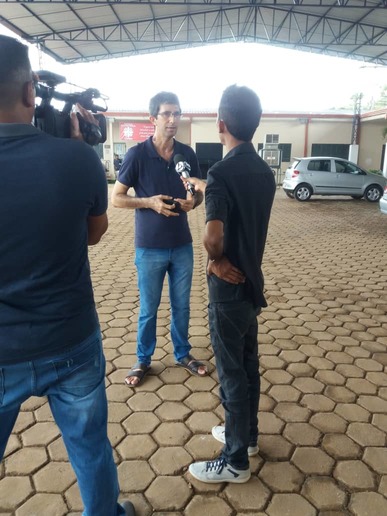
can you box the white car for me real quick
[283,157,386,202]
[380,186,387,214]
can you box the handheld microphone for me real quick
[174,154,196,196]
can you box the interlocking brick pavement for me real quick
[1,187,387,515]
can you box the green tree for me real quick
[374,85,387,110]
[371,85,387,140]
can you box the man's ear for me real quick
[22,81,35,108]
[218,119,226,134]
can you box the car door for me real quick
[307,159,336,193]
[334,160,365,195]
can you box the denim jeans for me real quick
[0,330,125,516]
[135,243,193,365]
[208,296,260,470]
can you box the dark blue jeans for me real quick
[209,295,260,470]
[0,330,125,516]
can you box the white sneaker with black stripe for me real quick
[189,457,251,484]
[211,425,259,457]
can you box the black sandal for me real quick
[175,354,208,376]
[121,500,136,516]
[124,362,150,387]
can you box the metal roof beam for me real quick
[1,0,387,6]
[1,1,386,65]
[32,6,387,43]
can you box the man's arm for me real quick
[174,189,203,213]
[181,176,206,194]
[174,151,204,211]
[204,220,224,260]
[190,153,204,209]
[88,213,108,245]
[192,189,204,209]
[204,220,245,285]
[175,176,204,212]
[111,180,179,217]
[69,105,109,245]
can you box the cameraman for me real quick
[0,36,134,516]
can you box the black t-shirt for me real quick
[0,124,107,364]
[205,142,276,308]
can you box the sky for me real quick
[1,24,386,114]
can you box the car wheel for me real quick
[285,191,294,199]
[294,184,312,202]
[364,185,383,202]
[351,195,362,200]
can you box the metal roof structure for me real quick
[0,0,386,66]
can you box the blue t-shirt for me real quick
[0,124,107,364]
[118,137,201,248]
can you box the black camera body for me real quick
[34,71,108,146]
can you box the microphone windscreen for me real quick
[174,154,185,165]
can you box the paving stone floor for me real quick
[1,186,387,516]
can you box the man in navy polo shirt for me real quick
[111,91,206,386]
[0,35,134,516]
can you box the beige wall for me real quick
[104,112,386,172]
[358,119,386,170]
[190,118,219,146]
[308,120,352,145]
[189,117,354,166]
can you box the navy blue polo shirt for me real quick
[118,137,201,248]
[0,124,107,364]
[205,142,276,308]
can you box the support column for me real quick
[348,145,359,164]
[103,118,114,171]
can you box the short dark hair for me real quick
[149,91,181,118]
[218,85,262,142]
[0,35,32,109]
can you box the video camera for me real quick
[34,70,108,146]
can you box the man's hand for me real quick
[70,103,99,141]
[148,195,180,217]
[174,196,195,213]
[181,176,206,194]
[207,256,245,284]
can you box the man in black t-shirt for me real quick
[0,35,134,516]
[186,85,276,484]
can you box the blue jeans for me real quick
[208,297,260,470]
[135,244,193,366]
[0,330,125,516]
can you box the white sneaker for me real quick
[212,425,259,457]
[189,457,251,484]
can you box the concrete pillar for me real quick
[348,144,359,164]
[103,118,114,170]
[383,143,387,178]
